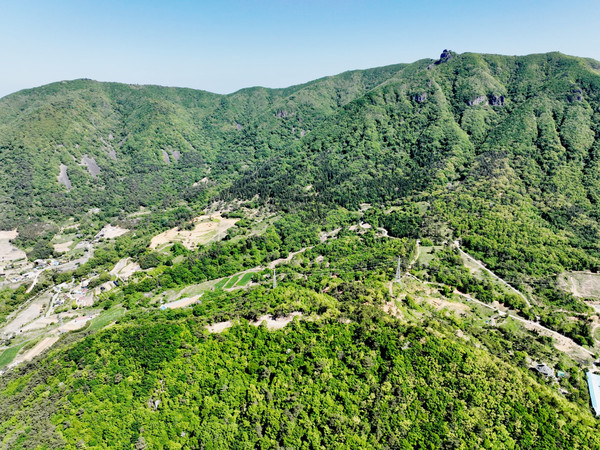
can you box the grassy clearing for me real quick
[417,246,443,267]
[0,342,26,368]
[52,232,78,245]
[236,272,254,287]
[87,307,126,332]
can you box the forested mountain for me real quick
[0,63,404,226]
[3,51,600,279]
[2,51,600,448]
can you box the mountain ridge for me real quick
[3,50,600,448]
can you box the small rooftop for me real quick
[534,363,555,378]
[587,372,600,416]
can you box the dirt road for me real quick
[454,241,532,308]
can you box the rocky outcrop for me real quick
[568,88,583,102]
[57,164,72,190]
[436,49,455,65]
[413,93,427,103]
[467,95,488,106]
[81,155,101,178]
[489,94,505,106]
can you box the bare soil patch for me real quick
[163,295,202,309]
[96,225,129,240]
[110,258,141,280]
[53,240,73,254]
[559,272,600,299]
[17,337,59,363]
[253,312,302,330]
[1,291,51,337]
[150,214,238,250]
[206,321,233,333]
[206,312,303,334]
[0,230,26,264]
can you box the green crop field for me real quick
[214,278,229,290]
[224,275,240,289]
[236,272,254,287]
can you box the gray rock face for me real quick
[414,93,427,103]
[57,164,72,190]
[467,95,488,106]
[490,94,505,106]
[568,88,583,102]
[161,150,170,164]
[437,49,454,64]
[172,150,181,162]
[81,155,101,178]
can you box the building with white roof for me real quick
[586,372,600,416]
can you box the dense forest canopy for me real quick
[2,50,600,448]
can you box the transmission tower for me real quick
[394,255,403,283]
[273,268,277,289]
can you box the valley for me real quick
[2,50,600,448]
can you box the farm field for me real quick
[0,342,26,368]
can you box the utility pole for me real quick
[394,255,403,283]
[273,268,277,289]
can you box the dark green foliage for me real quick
[138,252,163,270]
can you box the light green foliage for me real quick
[2,51,600,449]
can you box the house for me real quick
[533,363,555,378]
[587,372,600,416]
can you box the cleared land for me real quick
[416,245,443,267]
[95,225,129,240]
[150,214,238,250]
[53,240,74,253]
[207,312,303,333]
[87,307,126,332]
[213,278,228,290]
[559,272,600,299]
[110,258,141,280]
[2,291,52,337]
[16,336,59,363]
[236,272,254,287]
[163,295,202,309]
[0,230,26,264]
[224,275,241,289]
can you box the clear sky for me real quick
[1,0,599,98]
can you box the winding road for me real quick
[453,241,532,309]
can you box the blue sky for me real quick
[1,0,599,98]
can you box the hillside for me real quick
[0,64,404,228]
[2,51,600,448]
